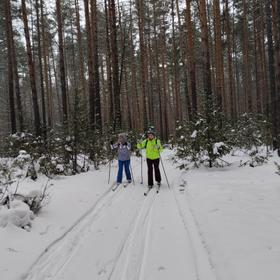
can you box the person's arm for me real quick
[123,142,131,150]
[110,141,119,150]
[137,139,146,150]
[156,139,164,153]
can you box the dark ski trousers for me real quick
[146,158,161,186]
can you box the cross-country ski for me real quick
[144,186,153,196]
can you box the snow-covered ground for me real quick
[1,150,280,280]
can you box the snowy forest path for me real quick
[23,152,217,280]
[24,176,127,280]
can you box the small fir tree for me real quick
[176,95,231,168]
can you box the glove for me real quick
[135,149,141,157]
[123,142,128,146]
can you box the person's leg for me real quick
[154,158,161,183]
[117,160,124,183]
[146,158,154,186]
[124,160,132,181]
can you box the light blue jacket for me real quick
[111,142,131,161]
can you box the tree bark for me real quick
[35,0,46,130]
[74,0,86,101]
[56,0,68,126]
[136,0,148,129]
[198,0,212,97]
[225,0,236,118]
[5,0,17,133]
[21,0,41,135]
[242,0,252,112]
[40,0,52,128]
[84,0,95,129]
[109,0,121,131]
[185,0,197,117]
[91,0,102,130]
[213,0,225,112]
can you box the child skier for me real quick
[111,134,132,186]
[137,130,163,188]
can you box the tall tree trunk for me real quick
[84,0,95,128]
[152,1,164,137]
[74,0,86,101]
[171,0,181,123]
[104,0,113,125]
[12,39,24,132]
[50,45,62,122]
[21,0,41,135]
[213,0,225,112]
[176,0,188,121]
[35,0,46,130]
[91,0,102,130]
[40,0,52,128]
[198,0,212,97]
[5,0,17,133]
[109,0,121,131]
[136,0,148,129]
[56,0,68,126]
[225,0,236,118]
[129,1,140,130]
[186,0,197,116]
[147,8,154,125]
[266,1,278,148]
[232,5,241,115]
[260,1,268,114]
[242,0,252,112]
[8,0,24,131]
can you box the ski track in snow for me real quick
[107,189,156,280]
[23,183,125,280]
[23,155,219,280]
[171,174,218,280]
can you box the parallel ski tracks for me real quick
[171,181,218,280]
[108,189,156,280]
[23,157,217,280]
[24,184,125,280]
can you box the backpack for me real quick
[144,138,158,149]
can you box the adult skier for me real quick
[111,134,132,186]
[137,130,163,188]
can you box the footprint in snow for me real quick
[7,247,18,253]
[98,268,107,275]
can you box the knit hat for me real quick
[118,133,127,142]
[146,130,155,136]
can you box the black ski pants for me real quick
[146,158,161,186]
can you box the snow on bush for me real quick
[0,200,35,229]
[274,161,280,175]
[213,142,228,155]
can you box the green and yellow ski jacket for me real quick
[137,138,163,160]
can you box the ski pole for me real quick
[140,150,143,184]
[108,142,115,184]
[108,158,112,184]
[129,160,135,185]
[159,154,170,189]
